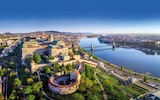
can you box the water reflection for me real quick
[79,37,160,77]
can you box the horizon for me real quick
[1,0,160,33]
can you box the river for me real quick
[79,37,160,77]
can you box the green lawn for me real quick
[97,72,146,100]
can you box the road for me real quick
[98,62,156,91]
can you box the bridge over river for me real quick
[82,43,143,51]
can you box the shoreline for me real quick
[98,37,160,56]
[78,38,160,82]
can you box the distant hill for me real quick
[3,32,13,35]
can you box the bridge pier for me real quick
[112,42,115,48]
[91,44,94,51]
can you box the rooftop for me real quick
[147,90,160,99]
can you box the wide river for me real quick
[79,37,160,77]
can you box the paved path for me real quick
[37,71,55,100]
[95,72,108,100]
[39,73,50,78]
[15,63,19,79]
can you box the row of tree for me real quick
[77,65,102,100]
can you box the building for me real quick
[98,61,104,68]
[144,41,156,48]
[59,55,70,61]
[48,69,81,95]
[30,61,48,73]
[145,90,160,100]
[22,39,69,65]
[49,34,54,42]
[48,40,68,57]
[127,77,138,83]
[21,41,40,65]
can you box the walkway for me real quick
[37,71,55,100]
[95,72,108,100]
[15,63,19,79]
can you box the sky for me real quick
[1,0,160,33]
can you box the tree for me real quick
[44,66,51,74]
[85,78,93,88]
[27,94,36,100]
[13,78,22,88]
[49,55,54,60]
[128,69,132,73]
[120,66,125,71]
[105,79,113,91]
[92,84,101,93]
[32,82,42,93]
[62,67,68,74]
[41,55,49,63]
[79,79,86,92]
[85,65,91,78]
[3,60,9,68]
[25,68,30,73]
[53,62,60,71]
[73,49,79,55]
[0,68,6,76]
[67,64,73,71]
[105,79,112,86]
[9,93,15,100]
[33,53,41,64]
[87,94,99,100]
[27,77,34,84]
[40,97,47,100]
[23,85,32,94]
[143,75,148,82]
[71,93,85,100]
[0,93,4,100]
[9,61,15,68]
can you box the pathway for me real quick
[15,63,19,79]
[95,72,108,100]
[37,71,55,100]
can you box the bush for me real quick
[44,66,51,74]
[85,65,91,78]
[49,55,54,60]
[33,53,41,64]
[71,93,85,100]
[27,94,36,100]
[87,94,99,100]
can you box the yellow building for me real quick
[48,40,68,57]
[22,41,39,65]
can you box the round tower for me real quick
[49,34,54,42]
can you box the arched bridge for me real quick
[82,43,143,51]
[82,43,116,51]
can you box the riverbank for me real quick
[78,45,156,99]
[78,38,160,84]
[79,37,160,77]
[98,37,160,55]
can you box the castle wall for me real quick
[50,47,68,56]
[48,71,81,95]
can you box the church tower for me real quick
[49,34,54,42]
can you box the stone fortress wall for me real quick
[48,69,81,95]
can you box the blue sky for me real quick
[1,0,160,33]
